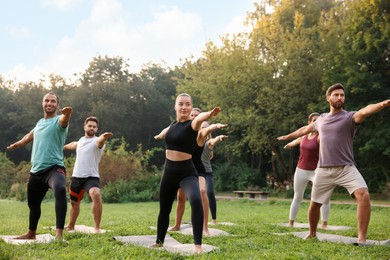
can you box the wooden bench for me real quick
[233,190,270,200]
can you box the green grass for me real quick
[0,198,389,259]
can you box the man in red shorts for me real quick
[64,116,112,233]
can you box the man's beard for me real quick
[331,100,344,109]
[44,106,57,114]
[86,130,95,137]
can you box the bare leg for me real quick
[14,230,36,240]
[305,201,322,239]
[169,188,186,231]
[199,176,210,236]
[89,188,103,233]
[353,188,371,243]
[67,200,80,231]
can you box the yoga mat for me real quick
[277,222,351,231]
[273,231,390,246]
[113,235,219,255]
[0,234,56,244]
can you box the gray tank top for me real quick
[201,140,213,173]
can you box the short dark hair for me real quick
[45,92,59,103]
[84,116,99,126]
[326,83,345,96]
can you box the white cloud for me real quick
[5,0,247,83]
[40,0,84,10]
[41,0,205,78]
[6,64,45,83]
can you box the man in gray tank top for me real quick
[278,83,390,245]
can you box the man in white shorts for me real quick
[278,83,390,244]
[64,116,113,233]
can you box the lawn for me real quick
[0,198,389,259]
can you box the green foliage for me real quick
[213,161,261,191]
[9,183,27,201]
[0,153,16,198]
[101,173,161,203]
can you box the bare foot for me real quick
[203,230,211,237]
[14,230,36,240]
[55,229,64,239]
[65,226,75,231]
[303,233,316,240]
[14,232,36,240]
[211,220,217,225]
[320,225,328,230]
[93,228,101,234]
[194,245,203,254]
[288,220,294,227]
[168,226,180,232]
[150,243,164,248]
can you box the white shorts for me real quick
[311,165,368,204]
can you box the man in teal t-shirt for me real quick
[7,92,72,240]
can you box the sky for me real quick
[0,0,256,83]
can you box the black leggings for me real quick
[27,166,67,230]
[204,173,217,220]
[156,159,203,245]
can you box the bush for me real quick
[102,172,161,203]
[9,183,27,201]
[0,153,16,198]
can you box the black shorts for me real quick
[69,177,100,202]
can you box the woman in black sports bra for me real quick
[152,93,221,254]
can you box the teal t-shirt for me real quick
[30,115,68,173]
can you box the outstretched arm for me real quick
[283,137,303,149]
[59,107,73,128]
[208,135,228,149]
[64,141,78,150]
[97,132,113,149]
[197,123,228,146]
[7,131,34,150]
[154,126,170,141]
[353,99,390,124]
[277,123,314,141]
[192,107,221,131]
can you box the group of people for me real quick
[7,93,113,239]
[6,83,390,252]
[6,91,228,254]
[278,83,389,245]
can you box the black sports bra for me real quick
[165,120,198,154]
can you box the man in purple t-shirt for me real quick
[278,83,390,245]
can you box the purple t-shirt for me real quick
[313,110,358,167]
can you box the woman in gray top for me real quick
[200,121,228,226]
